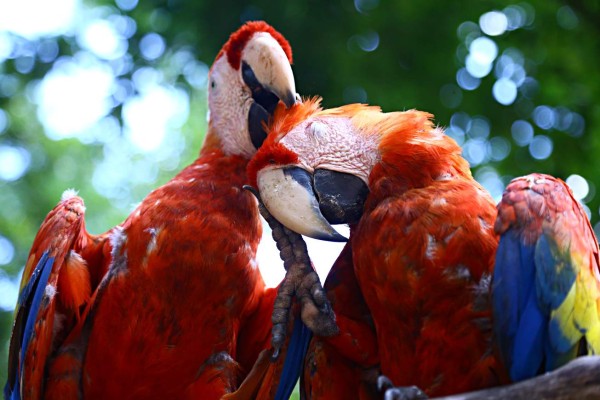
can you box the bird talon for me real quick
[378,376,427,400]
[271,346,281,361]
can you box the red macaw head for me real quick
[207,21,297,158]
[248,97,466,241]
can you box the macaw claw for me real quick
[244,185,339,359]
[377,375,428,400]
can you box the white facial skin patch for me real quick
[207,56,255,158]
[279,116,380,185]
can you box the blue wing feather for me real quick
[535,234,580,370]
[274,317,312,400]
[534,234,576,314]
[492,230,539,381]
[493,174,600,382]
[510,286,545,380]
[493,228,583,381]
[4,251,54,400]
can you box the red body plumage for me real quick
[302,244,379,399]
[80,151,273,398]
[6,21,296,400]
[250,100,507,397]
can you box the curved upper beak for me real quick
[242,34,297,149]
[242,34,296,109]
[256,167,369,242]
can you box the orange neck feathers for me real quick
[372,110,471,191]
[258,99,472,195]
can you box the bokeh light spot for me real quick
[466,54,493,78]
[440,84,462,109]
[566,174,589,201]
[354,0,379,14]
[0,268,20,311]
[356,31,379,52]
[469,36,498,64]
[468,117,490,139]
[488,136,511,161]
[463,138,489,167]
[116,0,138,11]
[0,0,78,40]
[557,6,579,30]
[0,75,19,97]
[511,120,534,146]
[445,126,465,146]
[140,32,166,61]
[0,145,31,181]
[123,85,189,152]
[15,56,35,74]
[451,112,472,132]
[110,15,137,39]
[492,77,517,105]
[475,167,505,202]
[479,11,508,36]
[0,235,15,265]
[457,21,480,40]
[37,55,114,139]
[37,39,60,63]
[456,68,480,90]
[466,37,498,78]
[529,135,553,160]
[503,5,527,30]
[566,112,585,137]
[0,32,13,62]
[533,105,555,130]
[0,108,8,133]
[79,19,128,60]
[343,86,367,103]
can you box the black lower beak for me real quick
[314,169,369,225]
[256,166,368,242]
[243,61,296,150]
[248,102,270,150]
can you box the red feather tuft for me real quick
[58,250,91,319]
[267,97,322,146]
[246,98,321,186]
[247,143,299,187]
[219,21,293,69]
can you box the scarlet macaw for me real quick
[5,21,297,399]
[223,188,377,400]
[492,173,600,381]
[247,98,505,397]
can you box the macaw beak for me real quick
[256,167,369,242]
[242,34,297,149]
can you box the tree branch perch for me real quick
[432,356,600,400]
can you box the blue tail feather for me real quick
[4,251,54,400]
[274,317,312,400]
[493,231,541,381]
[510,286,545,380]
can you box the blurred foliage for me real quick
[1,0,599,386]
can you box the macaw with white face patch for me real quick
[247,98,505,398]
[5,21,298,400]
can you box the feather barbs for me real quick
[57,250,91,319]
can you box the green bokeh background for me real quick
[1,0,599,393]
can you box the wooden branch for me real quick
[433,356,600,400]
